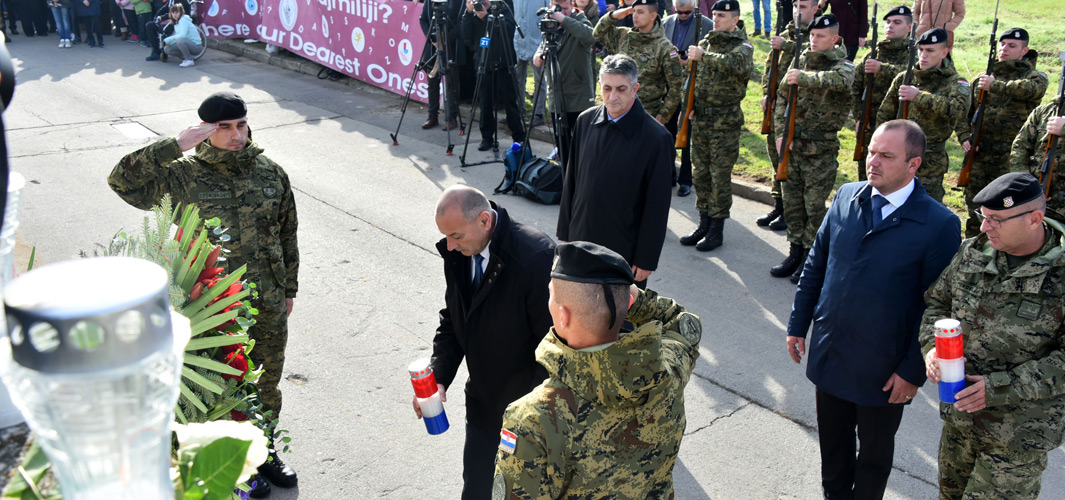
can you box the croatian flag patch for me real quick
[499,429,517,454]
[958,79,969,86]
[669,50,679,58]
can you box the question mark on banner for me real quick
[369,46,373,54]
[379,3,392,23]
[402,4,407,14]
[385,56,391,65]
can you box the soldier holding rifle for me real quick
[850,5,912,181]
[1010,52,1065,213]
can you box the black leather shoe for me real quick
[768,216,787,231]
[789,249,809,284]
[421,117,438,129]
[442,118,459,131]
[477,140,494,151]
[756,198,784,227]
[677,184,691,197]
[770,243,804,278]
[247,474,271,498]
[695,218,723,251]
[258,452,298,488]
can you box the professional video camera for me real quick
[537,5,561,36]
[429,0,448,14]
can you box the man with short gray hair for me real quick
[557,54,674,287]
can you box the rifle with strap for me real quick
[1038,52,1065,198]
[675,0,703,148]
[852,2,878,162]
[776,12,803,181]
[896,22,917,119]
[957,0,1000,187]
[760,0,786,134]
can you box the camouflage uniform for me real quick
[492,288,702,500]
[774,43,854,249]
[850,37,910,181]
[956,52,1048,237]
[594,14,686,121]
[1010,96,1065,213]
[687,23,753,218]
[761,21,809,199]
[877,58,971,203]
[109,137,299,421]
[918,213,1065,500]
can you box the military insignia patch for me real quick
[1003,196,1014,207]
[499,429,517,454]
[263,187,277,197]
[198,190,233,200]
[669,50,679,58]
[743,42,753,48]
[552,254,560,272]
[958,79,970,86]
[1017,299,1042,320]
[491,473,507,500]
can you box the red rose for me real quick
[222,350,249,380]
[219,334,242,355]
[230,410,249,421]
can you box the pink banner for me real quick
[199,0,265,40]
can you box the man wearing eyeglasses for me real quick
[920,172,1065,500]
[662,0,711,196]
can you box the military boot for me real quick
[680,212,711,246]
[756,198,784,227]
[789,248,809,284]
[768,214,787,231]
[696,218,724,251]
[770,243,804,277]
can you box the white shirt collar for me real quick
[871,178,915,219]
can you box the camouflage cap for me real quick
[999,28,1029,43]
[711,0,739,12]
[973,172,1042,210]
[198,92,247,123]
[882,5,912,20]
[551,241,634,285]
[810,14,839,30]
[917,28,948,46]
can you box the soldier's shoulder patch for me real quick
[957,79,970,86]
[669,50,679,58]
[499,429,517,454]
[1037,70,1048,79]
[492,473,507,500]
[743,42,753,48]
[844,60,854,66]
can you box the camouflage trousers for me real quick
[691,127,741,218]
[938,420,1048,500]
[918,148,949,203]
[962,148,1011,238]
[782,138,839,248]
[765,128,783,199]
[247,286,290,422]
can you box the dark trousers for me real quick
[664,106,693,186]
[427,64,459,121]
[557,110,580,169]
[816,388,905,500]
[145,17,162,52]
[479,67,524,144]
[11,0,48,35]
[80,14,102,43]
[844,43,859,62]
[461,421,497,500]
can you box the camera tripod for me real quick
[459,0,526,167]
[518,16,566,167]
[390,1,460,155]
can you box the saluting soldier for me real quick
[921,173,1065,500]
[850,5,913,181]
[757,0,819,231]
[1010,91,1065,212]
[109,92,300,495]
[957,28,1048,238]
[769,14,854,283]
[593,0,686,124]
[678,0,753,251]
[877,27,970,203]
[492,241,702,500]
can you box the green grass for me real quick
[522,0,1064,213]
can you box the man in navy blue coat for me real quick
[785,119,961,500]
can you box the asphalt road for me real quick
[3,34,1062,499]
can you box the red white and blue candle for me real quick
[934,319,965,404]
[409,358,449,435]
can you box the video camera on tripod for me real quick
[537,5,562,36]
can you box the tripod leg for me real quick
[390,34,436,146]
[438,21,455,155]
[460,14,496,166]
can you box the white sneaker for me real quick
[179,59,195,67]
[58,40,64,48]
[265,44,278,54]
[64,39,72,48]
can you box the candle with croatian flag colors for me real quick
[934,318,965,404]
[409,358,449,435]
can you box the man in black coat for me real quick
[557,53,673,287]
[461,0,525,151]
[413,185,554,500]
[419,0,465,130]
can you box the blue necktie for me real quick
[472,254,484,289]
[872,195,888,227]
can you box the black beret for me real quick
[551,241,634,285]
[197,92,247,123]
[999,28,1028,43]
[711,0,739,12]
[972,172,1042,210]
[917,28,948,46]
[630,0,656,7]
[810,14,838,30]
[882,5,912,19]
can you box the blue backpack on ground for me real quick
[494,143,563,205]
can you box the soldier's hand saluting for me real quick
[176,123,219,151]
[611,6,633,19]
